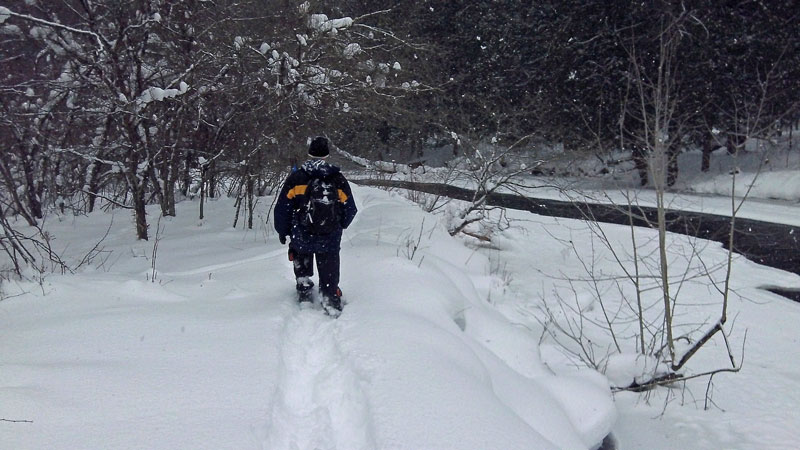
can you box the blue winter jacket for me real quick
[273,160,357,254]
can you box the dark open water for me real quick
[355,179,800,301]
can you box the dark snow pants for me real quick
[291,248,340,299]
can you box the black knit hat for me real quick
[308,136,330,158]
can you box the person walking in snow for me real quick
[274,136,358,316]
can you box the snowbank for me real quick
[689,169,800,202]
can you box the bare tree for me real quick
[540,9,789,393]
[443,133,540,242]
[1,1,411,241]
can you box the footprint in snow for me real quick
[264,309,375,450]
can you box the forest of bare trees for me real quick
[1,0,798,247]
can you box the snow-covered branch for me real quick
[1,7,107,51]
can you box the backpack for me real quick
[302,174,340,235]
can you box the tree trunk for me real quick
[199,165,206,220]
[125,146,150,240]
[161,148,185,217]
[85,160,103,213]
[22,150,43,220]
[85,119,114,213]
[701,137,713,172]
[158,165,177,217]
[126,163,150,240]
[148,165,166,215]
[181,151,194,197]
[132,183,149,240]
[163,178,176,217]
[208,160,217,198]
[246,174,255,229]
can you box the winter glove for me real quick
[279,234,287,245]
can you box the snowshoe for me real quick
[296,277,314,306]
[298,289,313,305]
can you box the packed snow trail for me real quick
[264,305,376,450]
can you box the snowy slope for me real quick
[481,207,800,450]
[342,139,800,450]
[0,187,615,450]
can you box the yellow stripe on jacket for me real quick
[286,185,307,199]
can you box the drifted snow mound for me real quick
[262,186,616,449]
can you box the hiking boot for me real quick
[322,299,342,317]
[321,289,343,317]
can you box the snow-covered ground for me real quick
[2,188,616,449]
[3,138,800,449]
[485,205,800,450]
